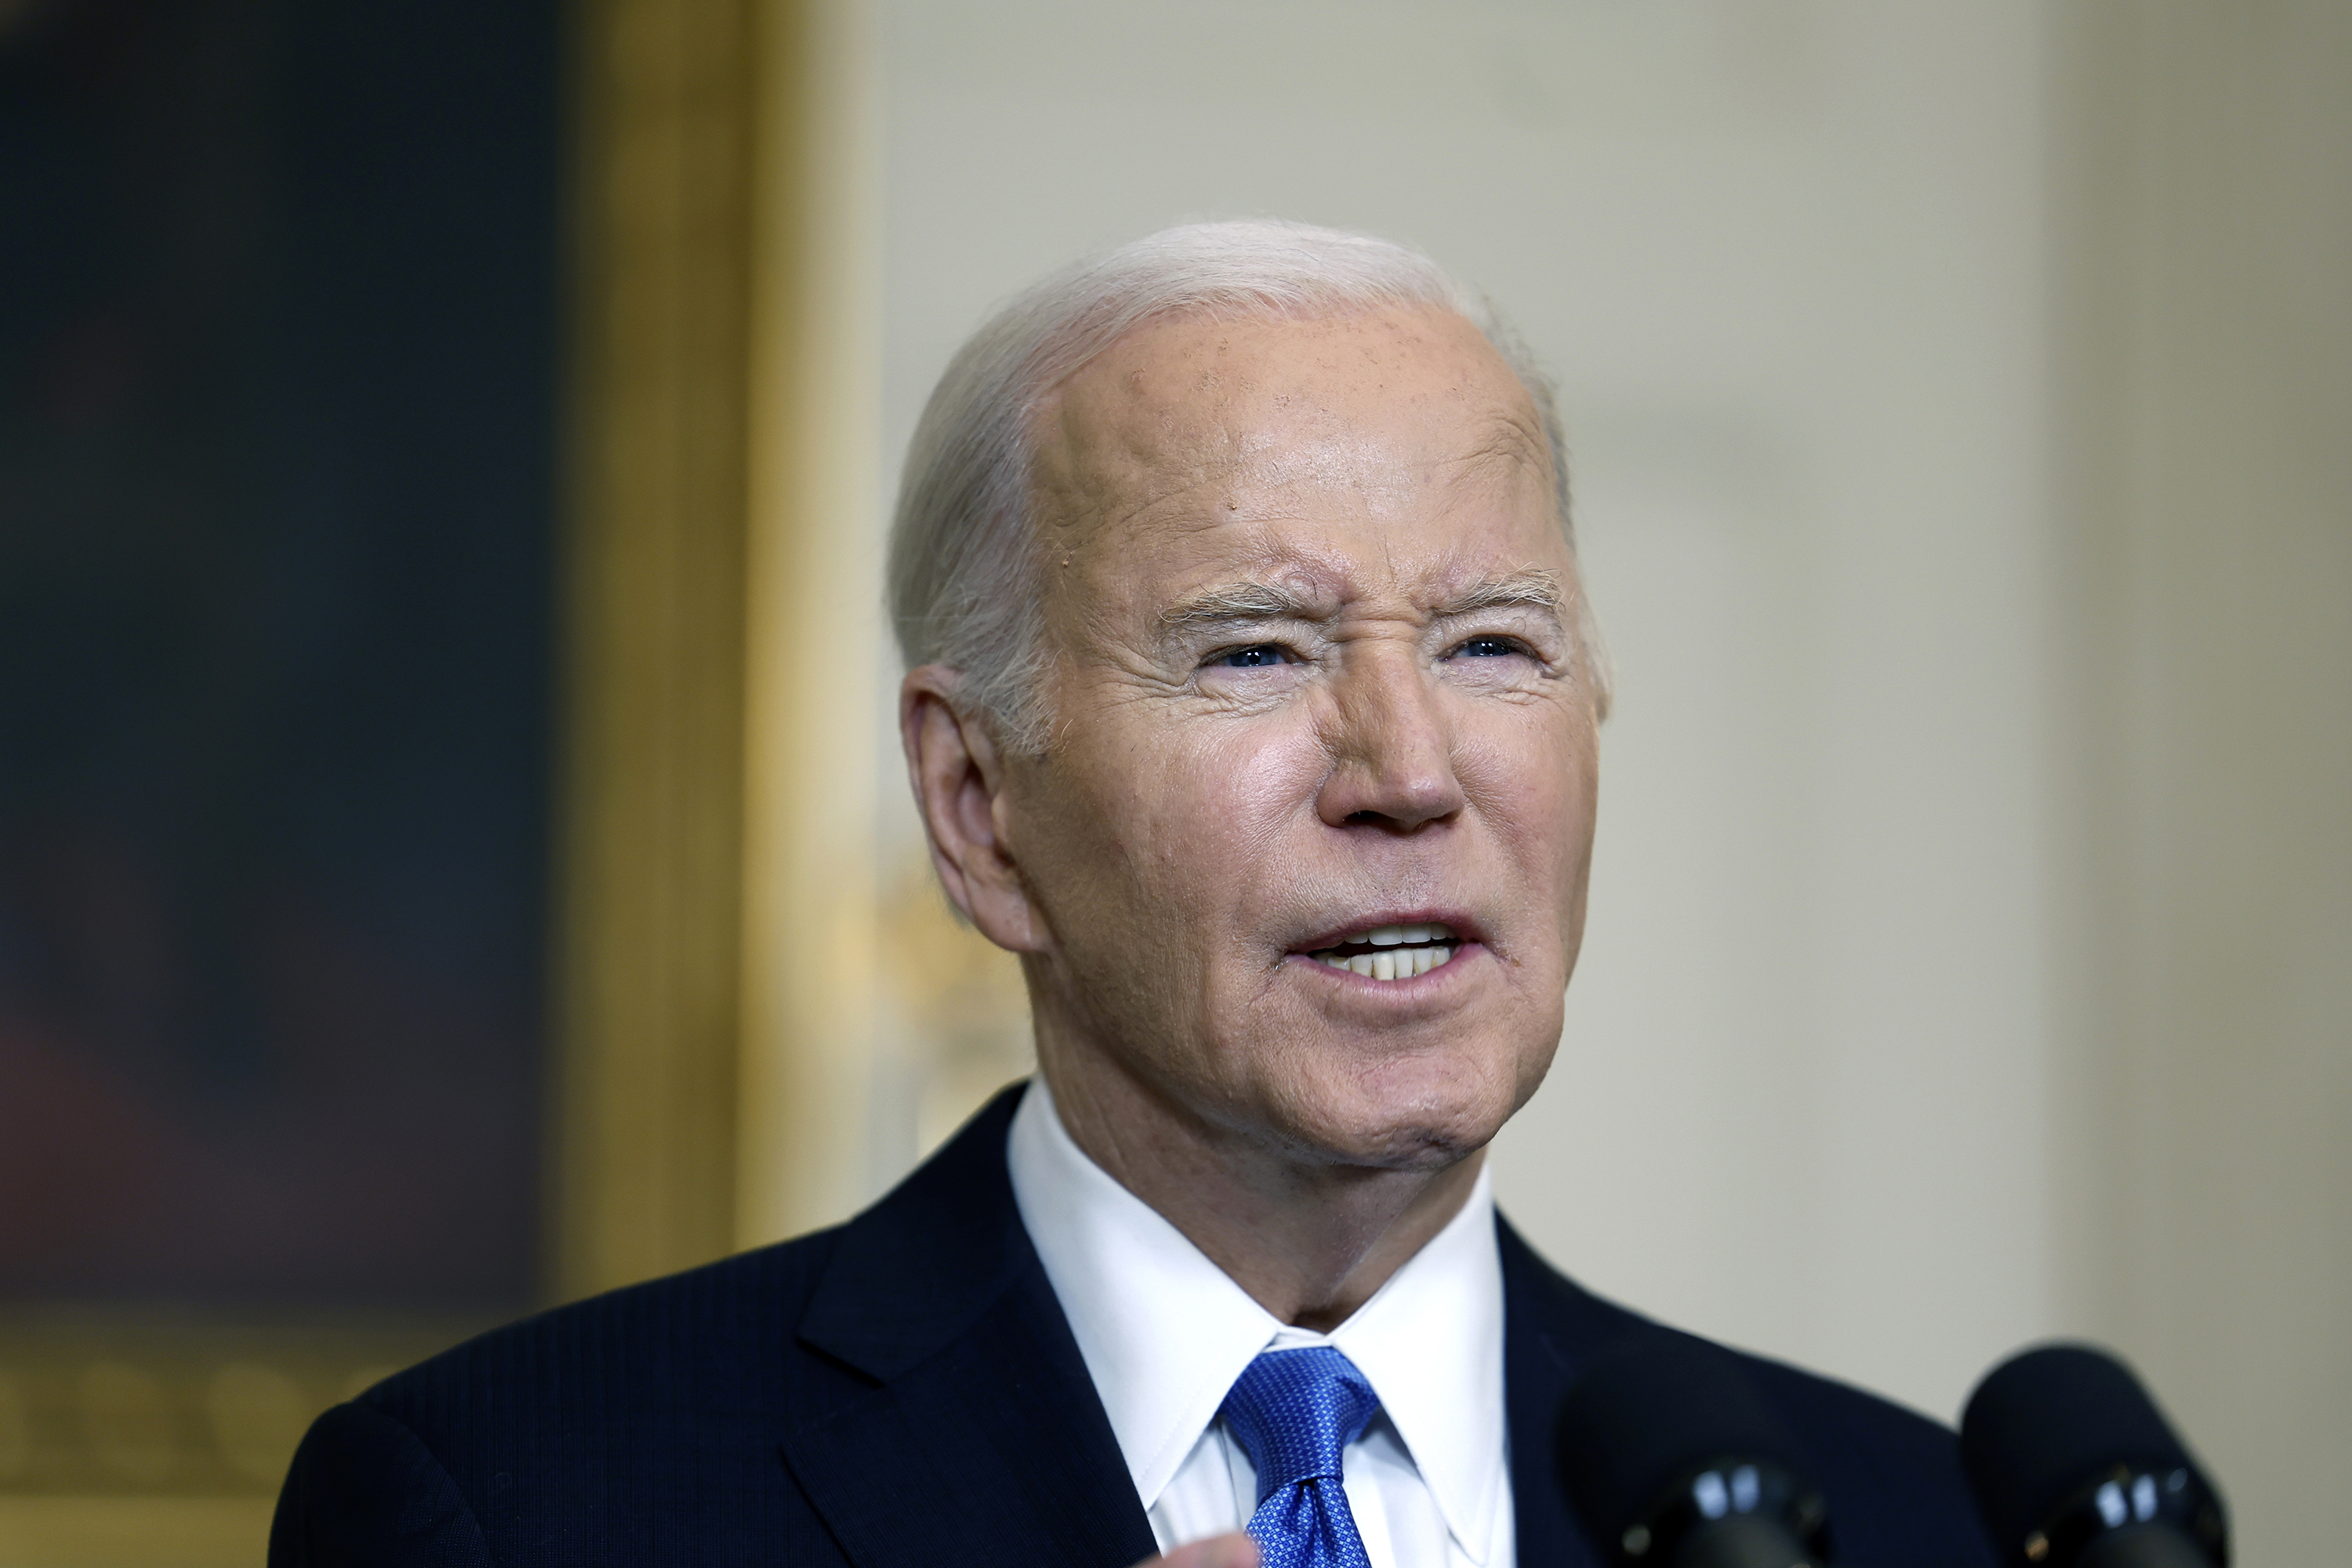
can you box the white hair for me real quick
[887,219,1602,750]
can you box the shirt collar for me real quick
[1006,1078,1508,1565]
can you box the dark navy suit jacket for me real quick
[271,1085,1998,1567]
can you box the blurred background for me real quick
[0,1,2343,1564]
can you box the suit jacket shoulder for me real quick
[1497,1220,1998,1568]
[271,1087,1153,1568]
[272,1229,852,1568]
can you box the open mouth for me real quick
[1304,922,1462,981]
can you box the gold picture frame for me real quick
[0,0,869,1558]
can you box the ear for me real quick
[899,664,1046,953]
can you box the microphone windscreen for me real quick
[1958,1345,2202,1555]
[1555,1332,1813,1554]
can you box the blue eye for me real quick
[1457,636,1519,659]
[1216,644,1287,668]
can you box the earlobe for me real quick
[898,666,1044,953]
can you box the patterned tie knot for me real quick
[1219,1346,1382,1500]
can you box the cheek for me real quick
[1040,714,1328,927]
[1458,706,1597,911]
[1130,721,1329,899]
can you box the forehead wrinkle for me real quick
[1190,402,1548,511]
[1033,313,1551,535]
[1463,408,1555,487]
[1029,387,1261,551]
[1417,409,1554,514]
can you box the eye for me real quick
[1452,634,1526,659]
[1211,643,1291,669]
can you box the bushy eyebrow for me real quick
[1442,567,1564,620]
[1157,567,1566,637]
[1158,580,1330,633]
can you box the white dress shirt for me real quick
[1006,1080,1513,1568]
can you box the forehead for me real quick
[1028,304,1560,605]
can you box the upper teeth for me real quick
[1361,923,1447,946]
[1311,923,1461,981]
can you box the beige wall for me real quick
[2049,6,2352,1566]
[759,2,2351,1561]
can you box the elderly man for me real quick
[272,223,1994,1568]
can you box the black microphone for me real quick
[1959,1345,2228,1568]
[1556,1334,1831,1568]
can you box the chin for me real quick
[1269,1049,1528,1171]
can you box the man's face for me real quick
[1000,303,1599,1171]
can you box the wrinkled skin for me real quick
[902,303,1601,1330]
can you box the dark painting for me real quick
[0,0,560,1310]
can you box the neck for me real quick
[1036,1036,1485,1333]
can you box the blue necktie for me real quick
[1219,1347,1382,1568]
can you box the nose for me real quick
[1313,646,1467,833]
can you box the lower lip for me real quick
[1286,942,1485,990]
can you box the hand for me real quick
[1134,1533,1260,1568]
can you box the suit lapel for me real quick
[1501,1216,1650,1568]
[782,1086,1158,1568]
